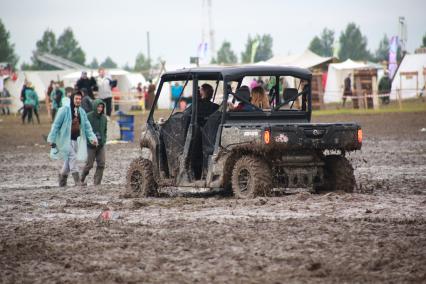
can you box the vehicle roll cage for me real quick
[148,66,313,124]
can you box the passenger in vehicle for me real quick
[183,83,219,126]
[197,83,219,120]
[251,86,270,109]
[232,86,254,111]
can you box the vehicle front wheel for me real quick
[317,155,355,193]
[125,157,157,197]
[231,156,272,198]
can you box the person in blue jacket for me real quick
[47,91,98,186]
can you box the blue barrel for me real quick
[117,111,134,142]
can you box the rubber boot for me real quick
[59,174,68,187]
[72,172,81,186]
[80,171,88,186]
[94,167,104,185]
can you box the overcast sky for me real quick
[1,0,425,67]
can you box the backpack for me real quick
[55,89,63,107]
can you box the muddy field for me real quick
[1,111,426,283]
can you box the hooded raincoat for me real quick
[47,97,97,161]
[87,99,107,147]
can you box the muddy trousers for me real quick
[81,146,106,185]
[61,140,79,175]
[22,105,33,123]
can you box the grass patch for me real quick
[313,98,426,116]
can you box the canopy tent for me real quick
[267,49,334,69]
[391,53,426,99]
[323,59,383,103]
[4,69,146,113]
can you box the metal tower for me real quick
[398,16,407,54]
[207,0,215,58]
[200,0,216,62]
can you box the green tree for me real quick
[309,36,323,56]
[0,19,19,68]
[134,52,151,71]
[241,34,273,63]
[256,34,273,62]
[338,23,372,61]
[89,58,99,69]
[374,34,389,63]
[308,28,335,57]
[213,40,237,64]
[100,57,117,68]
[53,28,85,65]
[29,28,86,69]
[122,63,132,71]
[241,35,256,63]
[30,29,57,70]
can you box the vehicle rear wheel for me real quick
[231,156,272,198]
[317,155,355,193]
[125,157,157,197]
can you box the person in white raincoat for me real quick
[47,91,98,186]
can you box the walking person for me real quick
[32,87,41,124]
[1,88,11,115]
[45,80,54,120]
[96,68,113,117]
[22,82,38,124]
[378,70,392,104]
[50,82,65,121]
[81,99,107,185]
[80,88,94,113]
[47,91,98,187]
[76,71,97,98]
[342,73,352,107]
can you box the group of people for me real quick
[342,71,392,107]
[46,68,115,187]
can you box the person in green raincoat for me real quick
[22,82,39,124]
[47,91,98,186]
[50,81,65,121]
[81,99,108,185]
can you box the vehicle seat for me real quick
[283,88,298,101]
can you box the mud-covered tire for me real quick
[125,157,157,197]
[231,156,272,198]
[318,155,355,193]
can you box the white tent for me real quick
[391,53,426,99]
[4,69,146,113]
[267,49,334,69]
[323,59,382,103]
[62,69,146,94]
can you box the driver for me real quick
[185,83,219,126]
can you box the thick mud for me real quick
[1,112,426,283]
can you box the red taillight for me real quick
[264,129,271,144]
[357,129,363,144]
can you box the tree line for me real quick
[1,19,425,71]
